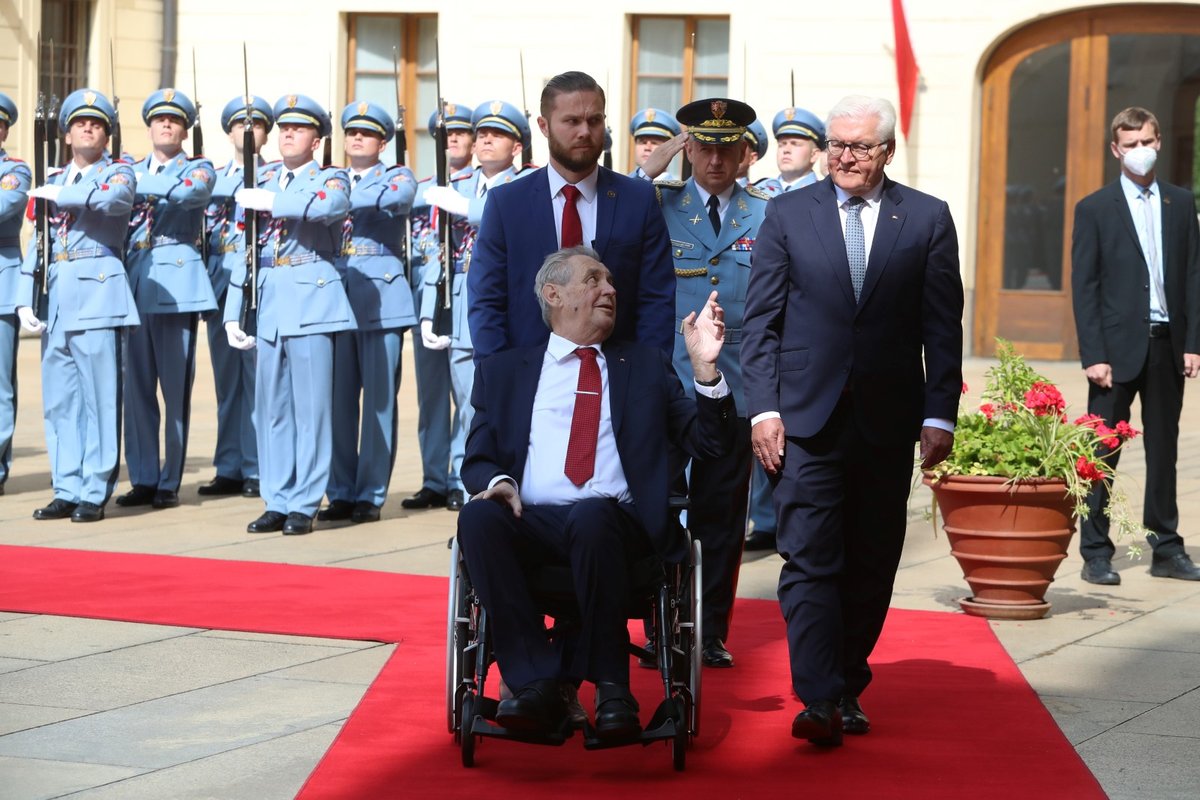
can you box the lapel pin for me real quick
[891,214,899,219]
[607,190,616,198]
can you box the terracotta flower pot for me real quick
[923,474,1076,620]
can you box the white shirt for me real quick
[1120,173,1168,322]
[691,182,736,225]
[279,160,316,191]
[546,164,599,248]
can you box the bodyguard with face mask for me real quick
[1071,106,1200,585]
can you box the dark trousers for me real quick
[773,398,913,705]
[457,498,650,691]
[688,415,752,641]
[1081,336,1186,560]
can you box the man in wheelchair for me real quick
[457,246,733,739]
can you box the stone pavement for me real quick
[1,332,1198,799]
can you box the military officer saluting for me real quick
[116,89,217,511]
[224,93,356,536]
[629,107,681,182]
[0,93,31,496]
[657,98,770,668]
[756,107,825,195]
[398,102,474,512]
[19,89,140,522]
[197,95,274,499]
[319,100,417,524]
[418,99,528,512]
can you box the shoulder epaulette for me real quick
[655,179,685,189]
[744,185,772,201]
[2,156,25,164]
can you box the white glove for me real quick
[235,187,276,212]
[424,185,470,217]
[27,184,63,202]
[17,306,47,334]
[420,319,451,350]
[225,320,257,351]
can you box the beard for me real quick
[548,131,602,173]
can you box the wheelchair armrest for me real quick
[668,495,689,511]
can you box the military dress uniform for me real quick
[400,103,473,510]
[0,93,31,493]
[629,107,680,183]
[119,89,217,508]
[755,107,824,196]
[324,101,417,522]
[200,95,275,496]
[417,100,529,509]
[223,94,356,534]
[19,90,140,521]
[659,98,769,659]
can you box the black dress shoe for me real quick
[33,498,78,520]
[197,475,245,496]
[246,511,287,533]
[702,636,734,668]
[594,681,641,740]
[400,487,446,509]
[839,696,870,735]
[1150,552,1200,581]
[115,485,156,507]
[241,479,260,498]
[1081,556,1121,585]
[791,700,843,746]
[282,512,314,535]
[744,529,777,552]
[351,502,381,524]
[71,502,105,523]
[495,678,566,733]
[152,489,180,509]
[446,489,465,512]
[317,500,354,521]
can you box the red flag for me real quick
[892,0,920,139]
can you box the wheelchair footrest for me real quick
[466,711,575,747]
[581,698,680,750]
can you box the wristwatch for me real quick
[696,371,722,387]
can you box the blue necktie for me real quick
[846,196,867,301]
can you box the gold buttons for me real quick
[709,257,719,266]
[674,249,683,257]
[710,276,719,285]
[316,278,326,287]
[98,273,105,280]
[384,273,392,280]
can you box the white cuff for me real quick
[693,374,729,399]
[923,417,956,433]
[751,411,782,427]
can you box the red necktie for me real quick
[564,347,601,486]
[560,184,583,248]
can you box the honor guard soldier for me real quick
[117,89,217,511]
[756,107,825,195]
[657,97,770,668]
[398,102,474,512]
[629,107,681,182]
[737,119,768,188]
[197,95,274,499]
[0,93,31,496]
[19,89,140,522]
[418,99,529,511]
[318,101,417,524]
[223,93,356,535]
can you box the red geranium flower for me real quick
[980,403,996,421]
[1075,456,1105,482]
[1024,381,1065,417]
[1115,420,1140,439]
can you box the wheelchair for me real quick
[445,501,703,771]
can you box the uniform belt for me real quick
[1149,322,1170,339]
[678,318,741,344]
[342,243,399,257]
[54,245,118,262]
[261,251,335,268]
[133,235,201,250]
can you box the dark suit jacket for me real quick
[462,339,735,563]
[1071,178,1200,382]
[741,176,964,445]
[467,166,676,361]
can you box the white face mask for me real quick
[1122,146,1157,177]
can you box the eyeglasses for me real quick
[826,139,890,161]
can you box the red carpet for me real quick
[0,545,1104,798]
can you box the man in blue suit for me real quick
[19,89,140,522]
[224,94,357,536]
[742,96,963,745]
[457,245,733,737]
[0,92,30,497]
[118,89,217,510]
[469,71,675,361]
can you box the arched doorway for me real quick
[975,5,1200,359]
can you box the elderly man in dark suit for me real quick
[457,246,733,740]
[468,71,675,361]
[741,96,964,745]
[1072,106,1200,585]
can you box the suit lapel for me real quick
[594,168,616,253]
[604,340,631,437]
[678,181,717,249]
[1160,185,1175,283]
[859,180,906,309]
[532,169,560,254]
[714,186,754,252]
[811,179,856,307]
[1111,182,1146,266]
[510,348,543,477]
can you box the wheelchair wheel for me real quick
[460,691,477,768]
[671,696,687,771]
[687,538,703,737]
[446,538,469,734]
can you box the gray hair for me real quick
[534,245,601,326]
[827,95,897,143]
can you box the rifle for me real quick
[109,41,122,159]
[238,44,259,336]
[430,38,452,337]
[46,38,59,168]
[790,69,795,108]
[192,48,209,265]
[321,53,333,168]
[31,35,51,320]
[519,51,532,168]
[393,46,411,274]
